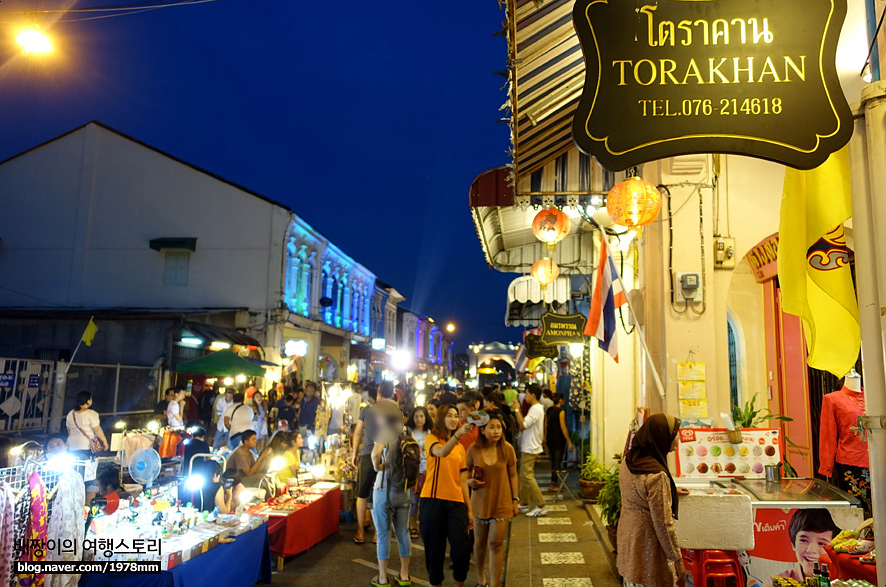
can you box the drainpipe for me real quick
[849,81,886,586]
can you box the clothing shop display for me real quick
[18,472,48,587]
[0,483,15,587]
[46,469,85,587]
[10,489,29,587]
[819,383,870,515]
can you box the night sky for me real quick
[0,0,521,352]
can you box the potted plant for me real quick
[596,468,621,552]
[732,392,792,429]
[579,454,610,501]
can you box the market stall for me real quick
[674,428,868,587]
[247,481,340,569]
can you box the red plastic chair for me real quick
[681,549,745,587]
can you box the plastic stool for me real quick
[681,549,744,587]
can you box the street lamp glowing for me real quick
[17,29,52,54]
[446,323,456,333]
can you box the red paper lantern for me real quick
[530,257,560,290]
[606,176,662,227]
[532,208,570,251]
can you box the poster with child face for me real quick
[740,507,856,587]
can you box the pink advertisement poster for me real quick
[675,428,781,478]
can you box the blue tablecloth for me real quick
[78,522,272,587]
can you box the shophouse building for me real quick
[469,0,869,476]
[0,121,382,432]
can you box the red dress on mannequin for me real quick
[818,385,870,515]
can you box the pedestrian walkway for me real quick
[502,457,621,587]
[271,455,622,586]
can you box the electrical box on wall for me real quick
[714,236,736,269]
[674,272,702,303]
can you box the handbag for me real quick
[71,410,103,453]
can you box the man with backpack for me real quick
[368,381,419,587]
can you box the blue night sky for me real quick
[0,0,521,352]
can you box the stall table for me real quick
[78,522,272,587]
[823,545,877,584]
[248,484,340,570]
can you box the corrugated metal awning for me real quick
[181,321,261,348]
[507,0,584,177]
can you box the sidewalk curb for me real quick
[584,501,621,582]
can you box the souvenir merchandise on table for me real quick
[675,428,781,478]
[246,481,339,517]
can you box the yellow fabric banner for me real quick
[81,318,98,347]
[776,147,859,377]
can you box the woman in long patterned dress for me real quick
[617,413,689,587]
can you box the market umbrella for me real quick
[175,349,266,377]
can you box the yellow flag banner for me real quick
[81,318,98,347]
[776,147,860,377]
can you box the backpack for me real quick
[386,427,422,491]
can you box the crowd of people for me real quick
[352,380,574,587]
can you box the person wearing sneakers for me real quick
[514,384,547,517]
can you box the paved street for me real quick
[272,458,621,587]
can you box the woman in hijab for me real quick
[617,413,688,587]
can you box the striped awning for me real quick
[507,0,584,177]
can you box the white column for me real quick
[851,81,886,586]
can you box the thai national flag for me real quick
[514,344,527,373]
[584,234,627,362]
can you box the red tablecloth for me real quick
[823,545,877,584]
[264,487,340,558]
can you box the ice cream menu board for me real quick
[675,428,781,478]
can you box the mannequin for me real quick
[844,368,862,392]
[818,369,871,516]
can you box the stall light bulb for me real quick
[415,394,427,407]
[223,377,234,386]
[568,343,585,358]
[46,453,75,471]
[115,420,126,430]
[235,374,246,383]
[268,456,286,473]
[310,464,326,478]
[146,420,160,432]
[185,475,205,492]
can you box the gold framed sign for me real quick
[571,0,852,170]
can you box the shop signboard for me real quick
[540,312,587,346]
[524,334,559,360]
[572,0,852,170]
[746,234,780,283]
[675,427,781,478]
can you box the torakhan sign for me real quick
[540,313,588,346]
[571,0,852,170]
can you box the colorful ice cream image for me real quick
[711,463,723,473]
[764,445,776,457]
[724,463,736,474]
[683,462,695,475]
[683,446,694,457]
[711,445,722,457]
[753,445,763,457]
[738,445,749,457]
[696,445,708,457]
[752,462,764,474]
[739,462,751,474]
[697,463,709,474]
[723,445,735,457]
